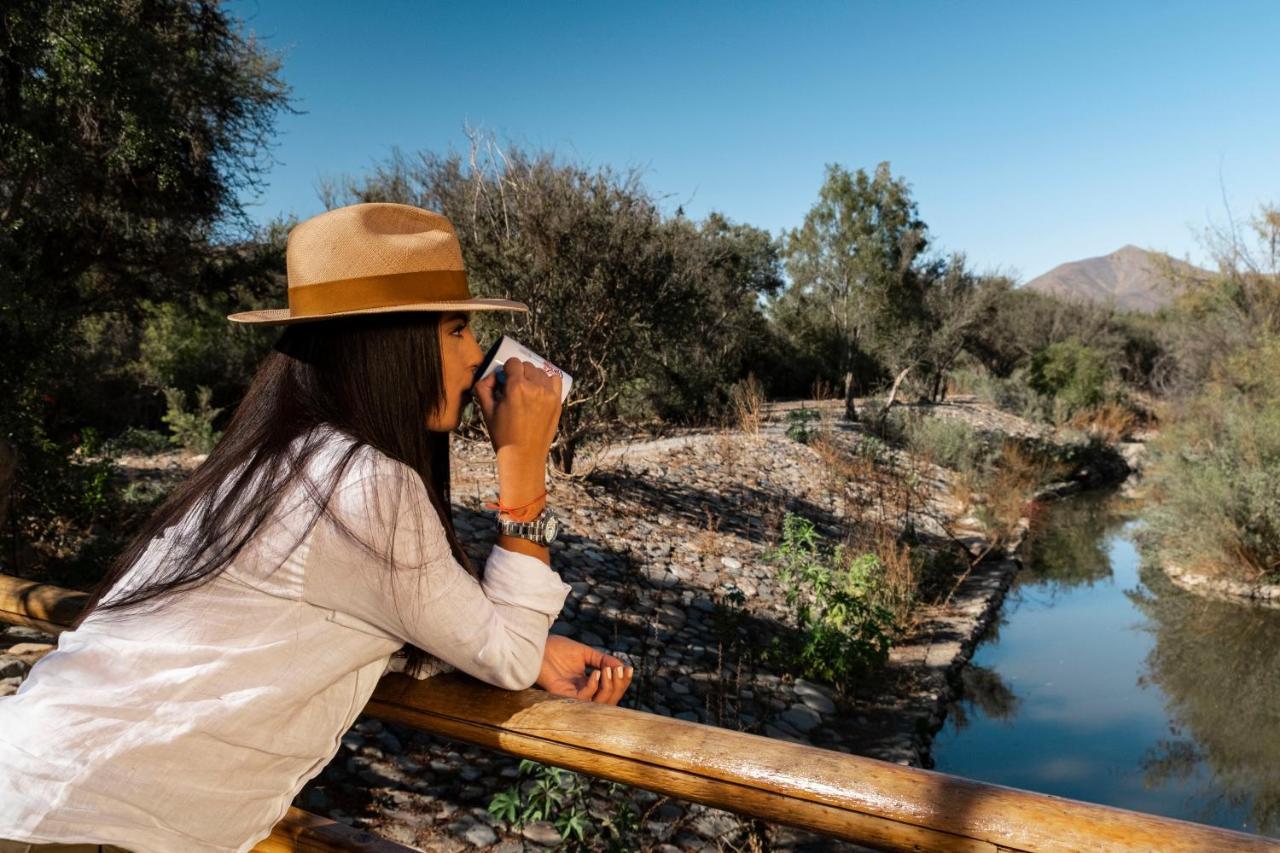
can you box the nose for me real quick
[466,335,485,382]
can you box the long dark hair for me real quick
[70,310,474,679]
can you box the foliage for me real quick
[1027,340,1114,419]
[324,132,781,470]
[785,406,822,444]
[0,0,289,574]
[882,410,995,472]
[161,386,224,455]
[1142,338,1280,582]
[763,513,896,694]
[769,162,930,419]
[100,427,174,457]
[487,759,640,850]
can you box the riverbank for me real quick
[0,399,1133,851]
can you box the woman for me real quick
[0,203,632,852]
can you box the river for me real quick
[930,489,1280,838]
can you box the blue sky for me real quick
[229,1,1279,282]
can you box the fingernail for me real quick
[605,667,613,680]
[614,666,623,678]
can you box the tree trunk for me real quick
[0,439,16,537]
[930,370,945,403]
[881,365,913,418]
[551,440,576,476]
[842,371,858,422]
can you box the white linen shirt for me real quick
[0,424,570,852]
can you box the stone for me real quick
[781,704,822,732]
[720,556,742,570]
[459,822,498,847]
[0,658,25,679]
[578,630,605,647]
[5,642,55,657]
[521,820,563,845]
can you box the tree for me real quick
[330,133,755,472]
[0,0,290,556]
[770,162,929,420]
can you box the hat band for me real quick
[288,269,471,317]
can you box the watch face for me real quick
[545,514,559,542]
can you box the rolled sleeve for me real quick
[483,544,572,625]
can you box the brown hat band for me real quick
[288,269,472,317]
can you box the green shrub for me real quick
[101,426,173,457]
[1142,339,1280,582]
[884,409,994,472]
[487,759,639,849]
[161,386,224,455]
[763,513,896,694]
[785,406,822,443]
[1028,340,1113,419]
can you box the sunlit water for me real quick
[930,490,1280,838]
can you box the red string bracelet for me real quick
[485,490,548,522]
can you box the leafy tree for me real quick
[0,0,290,563]
[328,132,780,470]
[770,162,929,420]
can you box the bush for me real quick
[883,409,994,472]
[1028,340,1114,420]
[763,513,896,694]
[785,406,822,443]
[1142,339,1280,582]
[101,427,173,457]
[161,386,224,455]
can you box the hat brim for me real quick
[227,298,530,326]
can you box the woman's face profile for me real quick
[427,310,485,432]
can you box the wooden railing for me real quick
[3,573,1277,852]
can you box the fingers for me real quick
[576,669,602,701]
[591,663,634,705]
[472,371,499,423]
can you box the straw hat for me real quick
[226,203,529,325]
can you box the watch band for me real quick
[497,508,557,545]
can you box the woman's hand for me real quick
[537,634,633,704]
[472,357,563,462]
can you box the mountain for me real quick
[1022,245,1208,313]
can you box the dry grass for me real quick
[979,439,1069,544]
[949,468,980,517]
[695,504,727,561]
[711,429,742,471]
[810,377,838,402]
[1067,402,1140,443]
[730,373,767,435]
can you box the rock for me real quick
[720,556,742,570]
[521,820,563,845]
[459,822,498,847]
[5,642,54,658]
[0,658,26,679]
[578,630,605,647]
[781,705,822,732]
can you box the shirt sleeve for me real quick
[301,451,570,690]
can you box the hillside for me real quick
[1023,245,1208,313]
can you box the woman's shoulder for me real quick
[310,425,428,520]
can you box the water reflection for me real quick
[1128,562,1280,834]
[931,489,1280,838]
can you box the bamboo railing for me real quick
[2,573,1277,852]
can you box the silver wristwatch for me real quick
[496,507,562,546]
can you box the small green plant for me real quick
[763,513,896,694]
[786,406,821,443]
[161,385,224,455]
[487,759,640,849]
[101,426,173,457]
